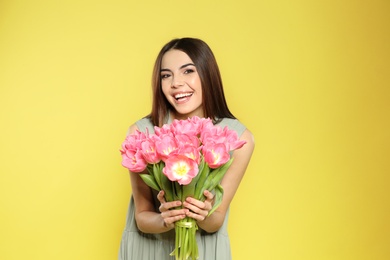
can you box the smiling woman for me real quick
[161,50,204,120]
[149,38,236,127]
[118,38,255,260]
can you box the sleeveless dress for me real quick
[118,117,247,260]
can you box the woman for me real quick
[119,37,254,259]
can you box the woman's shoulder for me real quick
[126,116,154,136]
[135,117,154,130]
[216,118,247,137]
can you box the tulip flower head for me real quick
[121,148,147,173]
[163,155,199,185]
[155,135,178,161]
[202,142,230,169]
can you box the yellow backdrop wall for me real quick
[0,0,389,259]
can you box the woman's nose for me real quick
[171,75,184,88]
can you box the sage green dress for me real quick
[118,117,246,260]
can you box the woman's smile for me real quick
[173,91,194,103]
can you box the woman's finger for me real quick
[157,190,166,203]
[159,200,182,212]
[203,190,214,206]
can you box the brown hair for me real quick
[149,37,235,126]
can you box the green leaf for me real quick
[139,174,160,191]
[194,159,210,199]
[207,158,234,191]
[174,181,183,201]
[152,163,162,188]
[160,170,174,202]
[208,184,224,216]
[182,169,198,200]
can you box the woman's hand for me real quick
[157,190,188,229]
[183,190,214,222]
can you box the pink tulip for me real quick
[178,144,201,164]
[221,127,246,150]
[190,116,213,133]
[175,134,200,148]
[154,124,172,137]
[141,138,161,164]
[121,149,147,172]
[121,130,147,151]
[201,126,246,152]
[162,155,199,185]
[171,118,200,136]
[202,142,230,169]
[155,134,178,161]
[120,130,149,172]
[200,125,222,144]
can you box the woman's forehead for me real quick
[161,50,194,69]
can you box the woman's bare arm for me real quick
[183,129,255,232]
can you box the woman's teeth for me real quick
[174,93,192,100]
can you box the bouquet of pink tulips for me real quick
[120,116,246,260]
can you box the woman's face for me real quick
[161,49,203,120]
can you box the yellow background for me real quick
[0,0,389,259]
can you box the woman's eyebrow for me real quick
[161,63,195,72]
[179,63,195,69]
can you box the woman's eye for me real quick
[161,74,171,79]
[184,69,194,74]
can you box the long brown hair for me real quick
[149,37,235,126]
